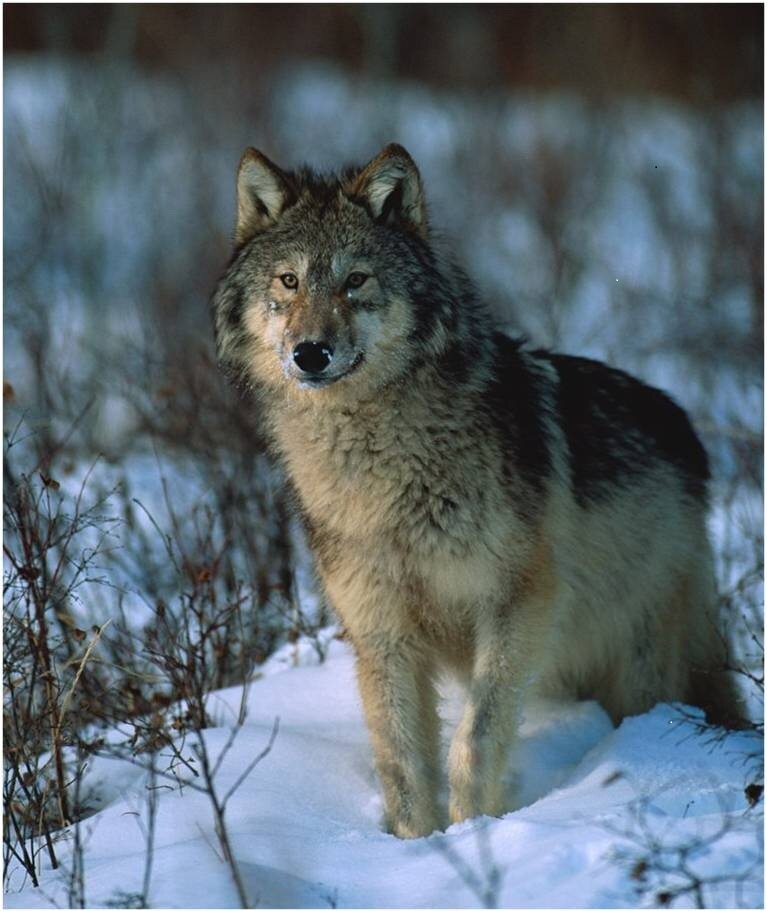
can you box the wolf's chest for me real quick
[284,417,464,534]
[279,414,517,607]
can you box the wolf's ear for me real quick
[235,148,293,245]
[348,144,427,238]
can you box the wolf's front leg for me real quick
[447,662,522,823]
[354,635,442,838]
[448,581,554,824]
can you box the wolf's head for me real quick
[212,144,468,402]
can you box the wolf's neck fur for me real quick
[273,351,478,446]
[275,300,492,425]
[267,331,498,523]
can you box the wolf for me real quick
[212,143,743,839]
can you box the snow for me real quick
[6,635,762,909]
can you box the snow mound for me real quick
[5,636,762,909]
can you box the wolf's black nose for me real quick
[293,341,333,374]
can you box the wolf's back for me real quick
[533,346,709,506]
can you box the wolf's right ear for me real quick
[235,148,293,246]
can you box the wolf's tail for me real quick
[688,665,750,730]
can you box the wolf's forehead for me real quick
[291,210,370,264]
[294,192,368,234]
[303,250,358,287]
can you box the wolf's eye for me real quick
[345,272,368,291]
[280,272,298,290]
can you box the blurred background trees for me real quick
[5,5,762,100]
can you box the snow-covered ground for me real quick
[5,634,762,909]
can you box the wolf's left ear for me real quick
[348,144,427,238]
[235,148,293,246]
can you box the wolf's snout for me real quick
[293,341,333,374]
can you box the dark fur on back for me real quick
[539,351,710,505]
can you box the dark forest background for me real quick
[5,4,762,101]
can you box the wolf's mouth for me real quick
[298,351,365,389]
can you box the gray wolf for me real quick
[212,143,743,838]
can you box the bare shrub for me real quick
[609,786,763,909]
[3,428,119,887]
